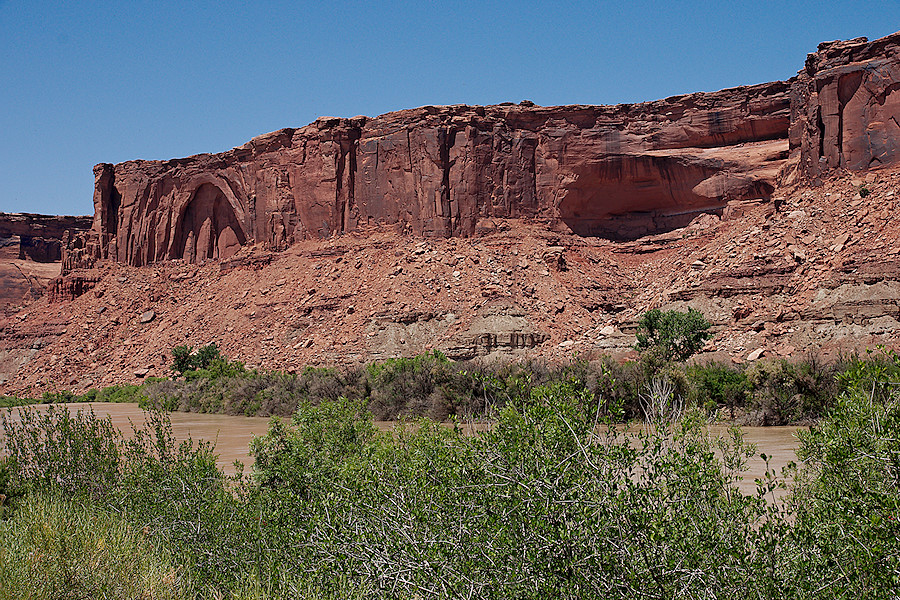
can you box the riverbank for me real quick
[5,347,882,427]
[2,354,898,598]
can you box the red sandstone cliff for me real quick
[86,31,900,271]
[89,82,792,266]
[4,31,900,393]
[0,213,91,310]
[790,32,900,178]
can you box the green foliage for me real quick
[0,396,36,409]
[745,356,842,425]
[788,347,900,593]
[170,343,245,379]
[41,389,77,403]
[859,183,871,198]
[1,405,122,499]
[0,457,22,519]
[242,385,786,598]
[689,362,750,416]
[365,350,468,419]
[5,369,900,597]
[171,344,194,377]
[634,307,712,362]
[78,383,146,404]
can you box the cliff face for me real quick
[92,82,791,265]
[86,31,900,268]
[790,31,900,177]
[0,213,92,262]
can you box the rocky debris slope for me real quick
[2,166,899,396]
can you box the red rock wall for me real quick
[791,31,900,177]
[93,82,792,265]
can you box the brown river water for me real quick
[1,403,805,496]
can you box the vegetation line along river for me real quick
[0,402,804,495]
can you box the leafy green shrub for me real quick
[788,348,900,594]
[366,350,480,420]
[634,307,712,362]
[745,356,842,425]
[245,384,779,597]
[688,362,750,417]
[0,396,35,409]
[79,384,146,404]
[0,457,22,519]
[170,343,245,379]
[41,389,76,403]
[7,367,900,597]
[1,405,121,499]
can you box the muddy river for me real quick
[1,403,806,496]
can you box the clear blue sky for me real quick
[2,0,899,216]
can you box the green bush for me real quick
[788,347,900,594]
[1,405,122,499]
[0,396,36,409]
[745,356,842,425]
[634,307,712,362]
[689,362,750,417]
[365,350,481,420]
[170,343,245,379]
[5,368,900,597]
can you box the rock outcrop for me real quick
[790,31,900,177]
[90,82,792,266]
[0,213,92,310]
[0,213,92,262]
[86,31,900,270]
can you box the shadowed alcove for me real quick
[174,183,247,263]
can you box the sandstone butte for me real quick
[2,31,900,395]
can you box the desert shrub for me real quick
[0,396,35,409]
[1,405,121,499]
[41,389,76,403]
[0,457,22,519]
[634,307,712,362]
[0,404,251,592]
[786,347,900,594]
[688,362,751,417]
[79,383,146,404]
[366,350,479,420]
[171,343,246,379]
[246,385,780,598]
[746,356,843,424]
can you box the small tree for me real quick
[635,308,712,362]
[170,343,226,378]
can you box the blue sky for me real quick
[2,1,899,216]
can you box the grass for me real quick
[0,493,188,600]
